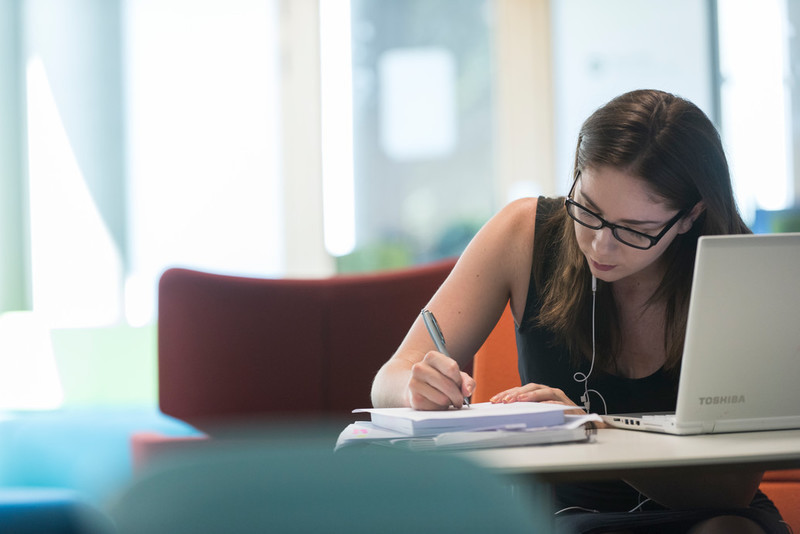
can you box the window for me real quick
[20,0,283,328]
[124,0,283,325]
[718,0,795,220]
[322,0,497,272]
[551,0,798,225]
[551,0,715,193]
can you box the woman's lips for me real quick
[591,259,616,272]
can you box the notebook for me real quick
[353,401,570,437]
[602,233,800,435]
[334,413,601,451]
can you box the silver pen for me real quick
[420,308,470,407]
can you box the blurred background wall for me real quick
[1,0,798,406]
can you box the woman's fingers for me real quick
[515,386,571,404]
[490,382,549,403]
[408,351,473,410]
[461,371,476,398]
[490,382,584,412]
[407,378,458,410]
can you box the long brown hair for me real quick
[536,89,750,372]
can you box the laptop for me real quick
[602,233,800,435]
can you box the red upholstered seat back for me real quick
[157,259,456,431]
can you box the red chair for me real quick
[156,258,457,432]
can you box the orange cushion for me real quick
[471,304,520,403]
[760,469,800,531]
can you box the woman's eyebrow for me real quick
[580,190,665,226]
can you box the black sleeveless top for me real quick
[515,197,679,510]
[515,198,780,516]
[516,197,678,417]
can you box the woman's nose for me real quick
[592,226,617,253]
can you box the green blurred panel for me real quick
[50,324,158,407]
[335,242,414,273]
[773,212,800,233]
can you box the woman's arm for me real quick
[370,198,539,409]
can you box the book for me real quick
[335,414,601,451]
[429,417,598,450]
[352,401,570,437]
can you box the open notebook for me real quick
[602,233,800,435]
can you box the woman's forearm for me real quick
[370,358,413,408]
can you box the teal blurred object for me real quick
[109,442,552,534]
[0,408,201,507]
[0,488,115,534]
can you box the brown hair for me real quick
[535,89,750,372]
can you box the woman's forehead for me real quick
[579,166,672,216]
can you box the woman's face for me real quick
[573,166,693,284]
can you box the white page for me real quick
[353,401,570,421]
[353,402,571,436]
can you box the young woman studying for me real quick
[370,90,786,533]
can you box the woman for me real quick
[371,90,786,533]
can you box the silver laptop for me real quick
[602,233,800,435]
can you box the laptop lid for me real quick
[672,233,800,434]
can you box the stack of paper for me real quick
[337,402,601,451]
[353,401,569,437]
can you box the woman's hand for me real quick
[490,382,586,416]
[406,351,476,411]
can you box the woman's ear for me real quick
[678,201,706,234]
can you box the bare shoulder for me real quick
[445,197,539,289]
[495,198,539,319]
[483,197,539,266]
[452,197,539,321]
[498,197,539,233]
[397,197,541,363]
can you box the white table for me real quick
[463,428,800,482]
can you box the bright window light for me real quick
[26,56,123,327]
[319,0,356,257]
[718,0,793,216]
[0,312,63,411]
[124,0,282,324]
[379,47,457,161]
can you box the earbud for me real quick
[591,274,597,292]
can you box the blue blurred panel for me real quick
[0,408,200,506]
[0,488,115,534]
[752,208,800,234]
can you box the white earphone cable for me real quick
[574,275,608,414]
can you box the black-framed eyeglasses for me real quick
[565,181,688,250]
